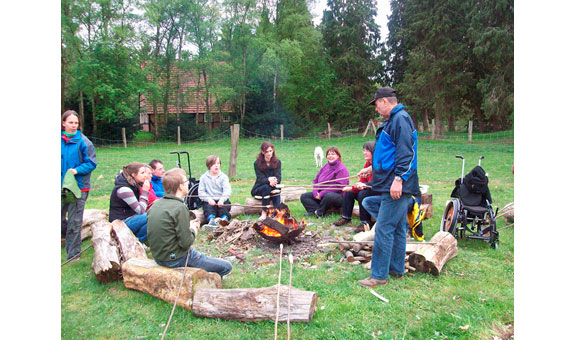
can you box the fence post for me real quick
[177,126,181,146]
[431,119,436,140]
[468,120,473,143]
[328,122,331,140]
[228,124,240,178]
[280,124,284,141]
[122,128,127,148]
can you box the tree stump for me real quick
[110,220,147,262]
[192,284,317,323]
[90,220,122,283]
[122,258,222,310]
[408,231,457,276]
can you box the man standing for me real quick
[149,159,165,198]
[358,87,419,287]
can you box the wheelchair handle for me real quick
[170,151,182,168]
[478,155,485,166]
[455,155,465,183]
[455,155,464,160]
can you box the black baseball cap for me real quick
[368,86,396,105]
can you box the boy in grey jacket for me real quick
[198,155,232,228]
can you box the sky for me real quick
[309,0,392,41]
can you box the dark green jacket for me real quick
[146,194,194,262]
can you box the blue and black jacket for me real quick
[371,104,420,195]
[61,130,97,191]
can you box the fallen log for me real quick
[81,209,109,240]
[280,186,307,202]
[90,220,122,283]
[192,284,317,323]
[501,202,514,223]
[122,257,222,311]
[408,231,457,276]
[421,203,433,219]
[110,220,147,262]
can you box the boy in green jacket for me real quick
[147,168,232,278]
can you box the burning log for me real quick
[192,284,317,323]
[252,204,306,244]
[408,231,458,276]
[122,258,222,310]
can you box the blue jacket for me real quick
[371,104,419,195]
[151,175,164,198]
[61,130,97,191]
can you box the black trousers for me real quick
[202,199,231,219]
[252,184,281,212]
[300,191,343,217]
[341,188,380,224]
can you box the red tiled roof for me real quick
[140,65,233,115]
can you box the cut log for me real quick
[190,203,253,224]
[122,257,222,310]
[408,231,457,276]
[280,186,307,202]
[81,209,109,240]
[244,198,267,215]
[501,202,514,223]
[192,284,317,323]
[421,193,432,205]
[90,220,122,283]
[110,220,147,262]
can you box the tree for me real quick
[321,0,382,127]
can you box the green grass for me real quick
[62,134,514,339]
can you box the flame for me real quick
[260,225,282,237]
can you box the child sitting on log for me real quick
[147,168,232,278]
[198,155,232,230]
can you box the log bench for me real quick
[122,257,222,310]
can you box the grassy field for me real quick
[62,133,514,339]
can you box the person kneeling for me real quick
[147,168,232,278]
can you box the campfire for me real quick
[253,204,306,244]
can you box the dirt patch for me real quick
[205,219,346,264]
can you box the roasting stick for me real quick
[287,253,294,340]
[274,243,284,340]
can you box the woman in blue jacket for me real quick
[61,110,97,262]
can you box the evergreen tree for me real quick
[321,0,382,127]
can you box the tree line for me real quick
[61,0,513,141]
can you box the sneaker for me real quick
[208,218,217,226]
[358,277,388,288]
[271,189,281,195]
[254,195,263,200]
[333,217,351,226]
[202,223,219,232]
[258,214,266,221]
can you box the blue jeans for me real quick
[370,193,410,280]
[361,195,381,220]
[155,248,233,278]
[123,214,148,242]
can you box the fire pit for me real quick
[252,203,306,244]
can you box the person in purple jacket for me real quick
[300,147,349,218]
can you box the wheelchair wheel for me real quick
[440,200,460,236]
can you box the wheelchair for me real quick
[170,151,200,210]
[440,155,499,249]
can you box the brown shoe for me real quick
[358,277,388,288]
[354,223,370,233]
[333,217,351,226]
